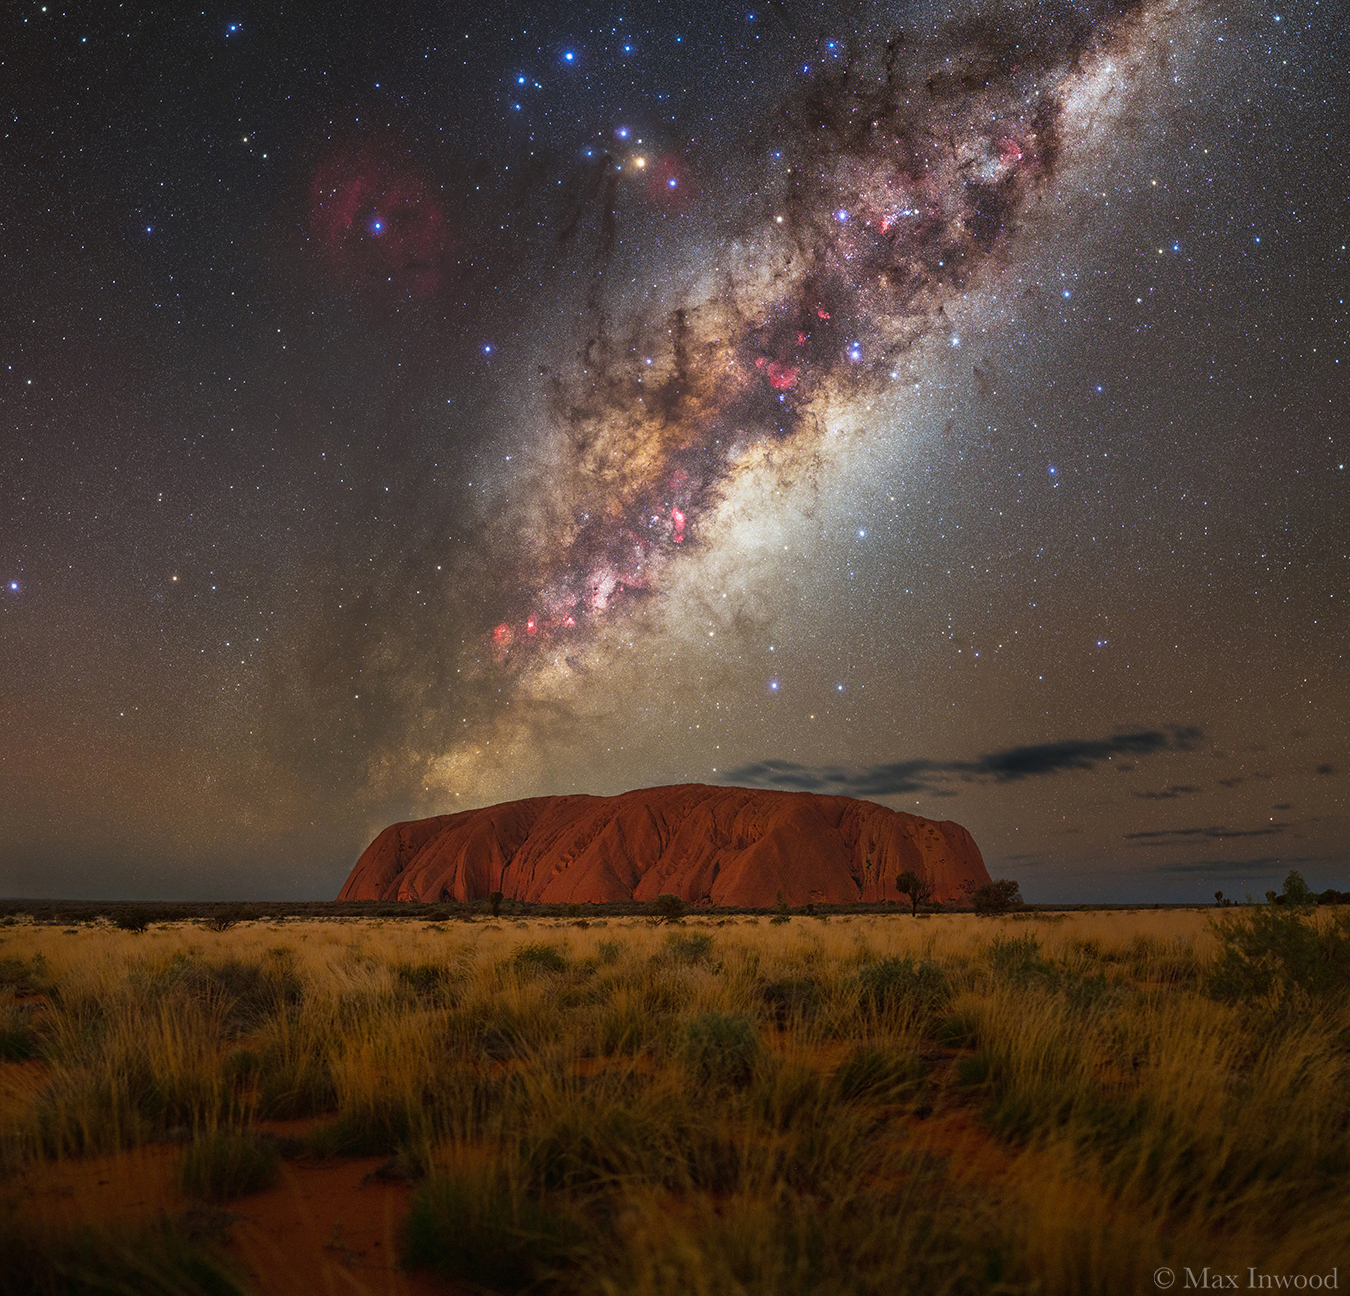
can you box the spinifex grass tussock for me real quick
[178,1128,279,1201]
[0,1214,249,1296]
[2,909,1347,1294]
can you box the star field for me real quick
[1,0,1346,902]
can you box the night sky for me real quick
[3,0,1346,903]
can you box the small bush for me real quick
[404,1168,583,1291]
[308,1100,419,1158]
[856,956,949,1017]
[114,907,152,934]
[171,956,304,1036]
[180,1130,279,1202]
[511,943,568,976]
[760,977,820,1029]
[988,934,1055,984]
[1207,905,1350,1005]
[971,879,1024,915]
[0,1216,249,1296]
[597,1000,653,1057]
[0,1003,36,1061]
[933,1011,979,1048]
[597,940,622,965]
[682,1012,761,1090]
[831,1044,924,1102]
[201,906,247,933]
[489,891,504,918]
[664,931,713,964]
[0,954,48,996]
[653,894,686,922]
[770,914,790,926]
[396,961,456,1005]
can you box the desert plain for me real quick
[1,903,1347,1295]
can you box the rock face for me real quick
[338,784,989,907]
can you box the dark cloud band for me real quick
[724,726,1202,798]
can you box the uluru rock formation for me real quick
[338,784,989,907]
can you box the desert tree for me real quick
[895,869,934,916]
[970,879,1024,916]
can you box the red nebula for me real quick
[817,308,831,320]
[525,614,539,637]
[309,141,448,298]
[765,362,800,391]
[671,507,686,543]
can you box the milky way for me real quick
[484,0,1181,671]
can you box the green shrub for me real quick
[0,954,48,996]
[597,1000,652,1057]
[0,1216,249,1296]
[168,956,304,1035]
[489,891,504,918]
[597,940,622,965]
[653,894,686,921]
[395,961,456,1005]
[831,1044,924,1102]
[1207,905,1350,1005]
[308,1100,423,1158]
[664,931,713,964]
[988,934,1055,984]
[114,907,152,934]
[511,943,568,976]
[257,1041,336,1119]
[0,1002,36,1061]
[760,977,820,1029]
[971,879,1024,915]
[1278,869,1315,910]
[856,956,949,1016]
[769,914,790,926]
[404,1169,583,1291]
[682,1012,761,1090]
[933,1011,979,1047]
[180,1130,279,1202]
[521,1099,660,1193]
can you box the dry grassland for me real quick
[1,907,1347,1294]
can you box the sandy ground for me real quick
[7,1141,452,1295]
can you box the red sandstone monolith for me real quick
[337,784,989,907]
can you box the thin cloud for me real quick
[1132,785,1201,801]
[724,726,1203,798]
[1158,856,1311,877]
[1125,822,1290,845]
